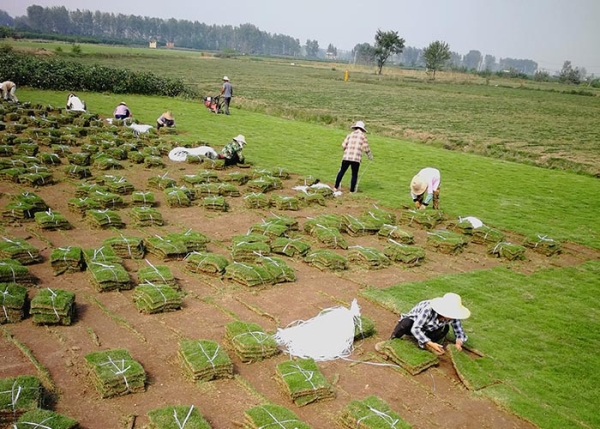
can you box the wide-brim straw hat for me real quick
[233,134,246,145]
[351,120,367,132]
[120,102,127,106]
[410,175,427,195]
[223,76,229,81]
[430,293,471,319]
[163,111,173,120]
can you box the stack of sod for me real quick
[83,246,122,265]
[93,155,123,170]
[3,191,48,221]
[147,405,212,429]
[224,262,275,287]
[131,206,163,226]
[303,214,343,234]
[231,234,271,262]
[471,225,505,245]
[296,175,320,186]
[247,176,282,193]
[216,183,240,197]
[50,246,84,274]
[0,168,26,184]
[487,241,527,261]
[365,205,397,225]
[251,168,274,178]
[88,190,125,209]
[148,174,177,190]
[30,288,76,325]
[242,403,311,429]
[243,192,270,209]
[399,209,442,230]
[309,225,348,249]
[270,194,300,210]
[304,250,348,271]
[446,218,475,235]
[200,157,225,170]
[180,174,208,186]
[0,237,42,265]
[196,170,220,183]
[426,230,468,254]
[133,282,182,314]
[166,230,211,253]
[131,190,156,207]
[270,237,311,257]
[523,234,562,256]
[267,214,299,231]
[2,201,37,222]
[86,209,125,229]
[34,209,71,230]
[137,261,177,287]
[68,151,91,166]
[201,195,229,212]
[18,171,53,186]
[0,259,36,284]
[341,214,381,237]
[276,358,335,406]
[74,182,107,198]
[0,283,27,323]
[223,171,249,185]
[225,320,280,362]
[310,184,334,199]
[13,409,78,429]
[165,189,192,208]
[376,339,438,375]
[64,164,91,179]
[144,155,165,168]
[338,395,411,429]
[0,375,43,424]
[296,191,326,206]
[248,220,289,239]
[255,255,296,283]
[193,183,221,197]
[353,315,376,341]
[178,339,233,382]
[377,224,415,244]
[447,345,498,391]
[85,349,146,398]
[104,235,145,259]
[87,261,132,292]
[184,251,229,276]
[144,235,189,261]
[67,197,102,216]
[348,246,391,269]
[103,176,135,194]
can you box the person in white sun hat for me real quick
[376,292,470,356]
[333,120,373,193]
[218,134,246,166]
[220,75,233,115]
[410,167,441,210]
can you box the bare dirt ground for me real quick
[2,133,599,429]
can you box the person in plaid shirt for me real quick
[376,293,470,355]
[333,121,373,193]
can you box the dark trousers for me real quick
[390,317,449,343]
[335,160,360,192]
[223,97,231,115]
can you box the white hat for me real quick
[410,175,427,195]
[233,134,246,145]
[430,293,471,319]
[223,76,229,81]
[351,121,367,132]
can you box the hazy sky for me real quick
[3,0,600,74]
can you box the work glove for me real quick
[419,204,427,210]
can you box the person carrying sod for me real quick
[410,167,441,210]
[376,292,470,356]
[333,120,373,194]
[217,134,246,166]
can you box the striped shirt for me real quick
[341,129,372,163]
[401,299,467,347]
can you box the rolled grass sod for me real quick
[270,194,300,210]
[103,235,145,259]
[270,237,311,257]
[230,236,271,263]
[224,262,275,287]
[67,197,102,216]
[30,288,76,326]
[0,283,28,324]
[165,189,192,208]
[84,349,146,398]
[83,246,122,265]
[296,191,326,207]
[248,220,289,239]
[243,403,311,429]
[131,190,156,206]
[87,261,132,292]
[201,195,229,212]
[13,409,78,429]
[183,251,229,276]
[338,395,412,429]
[398,209,443,230]
[147,404,212,429]
[243,192,270,209]
[376,339,439,375]
[255,255,296,283]
[225,320,280,363]
[302,214,344,234]
[144,235,189,261]
[85,209,125,229]
[50,246,83,275]
[223,171,249,185]
[377,224,414,244]
[0,375,43,424]
[304,249,348,271]
[276,358,335,406]
[471,225,505,245]
[383,240,425,265]
[178,339,233,382]
[309,225,348,249]
[87,190,125,209]
[34,209,72,230]
[341,214,381,237]
[348,246,391,270]
[426,230,468,254]
[138,262,176,286]
[165,230,210,253]
[133,283,182,314]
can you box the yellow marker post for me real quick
[344,70,349,82]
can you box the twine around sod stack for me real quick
[30,288,76,326]
[426,230,468,254]
[276,358,335,406]
[338,395,411,429]
[304,249,348,271]
[138,259,177,287]
[178,339,233,382]
[0,237,42,265]
[348,246,391,270]
[183,251,230,276]
[270,237,311,257]
[104,235,145,259]
[50,246,84,275]
[84,349,146,398]
[147,405,212,429]
[225,320,280,363]
[13,409,78,429]
[377,224,415,244]
[243,403,311,429]
[523,234,562,256]
[0,259,37,285]
[0,375,43,425]
[133,282,182,314]
[0,283,27,324]
[487,241,527,260]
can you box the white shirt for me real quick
[67,95,86,112]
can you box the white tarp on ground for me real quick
[168,146,218,162]
[273,299,361,361]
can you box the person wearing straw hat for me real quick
[156,111,175,130]
[220,76,233,115]
[333,120,373,194]
[410,167,441,210]
[218,134,246,166]
[376,292,470,356]
[1,81,18,103]
[113,101,132,119]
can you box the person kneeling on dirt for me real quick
[156,111,175,130]
[410,167,441,210]
[113,102,132,119]
[66,93,86,112]
[376,292,470,356]
[1,81,18,103]
[218,134,246,166]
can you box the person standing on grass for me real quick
[1,81,18,103]
[220,76,233,115]
[113,102,132,119]
[376,292,470,356]
[333,121,373,194]
[217,134,246,166]
[410,167,441,210]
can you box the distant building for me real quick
[166,42,175,49]
[326,52,337,60]
[149,39,157,49]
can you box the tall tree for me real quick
[463,50,482,71]
[483,54,496,71]
[305,39,319,57]
[326,43,337,58]
[373,29,405,75]
[559,60,582,84]
[422,40,451,79]
[0,10,14,27]
[352,42,375,65]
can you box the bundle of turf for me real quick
[310,225,348,249]
[231,234,271,262]
[138,260,177,286]
[377,224,415,244]
[148,174,177,190]
[348,246,391,270]
[74,182,107,197]
[64,164,91,179]
[193,183,221,198]
[255,255,296,283]
[365,204,397,225]
[276,358,335,406]
[127,151,145,163]
[266,214,299,231]
[304,250,348,271]
[270,194,300,210]
[131,206,163,226]
[103,235,145,259]
[247,176,282,193]
[88,190,125,209]
[51,144,72,157]
[0,259,36,285]
[184,251,229,276]
[243,192,270,209]
[426,230,468,254]
[103,175,135,194]
[133,282,182,314]
[398,209,442,230]
[144,235,189,261]
[83,246,122,265]
[341,214,381,237]
[68,152,91,167]
[215,183,240,197]
[302,214,343,234]
[446,217,476,235]
[147,405,212,429]
[248,219,290,239]
[93,155,123,170]
[165,189,192,208]
[251,168,275,179]
[39,152,61,166]
[243,403,311,429]
[85,348,146,398]
[86,209,125,229]
[225,320,280,362]
[0,237,42,265]
[223,171,249,185]
[338,395,411,429]
[0,283,27,324]
[180,174,207,186]
[296,175,320,186]
[50,246,84,275]
[2,201,36,222]
[195,169,220,183]
[376,339,438,375]
[13,409,78,429]
[8,191,48,217]
[224,262,275,287]
[487,241,527,261]
[34,209,72,230]
[471,225,505,245]
[144,155,165,168]
[167,230,211,253]
[87,261,132,292]
[353,315,376,341]
[30,288,76,325]
[178,339,233,382]
[0,375,43,424]
[296,191,326,207]
[0,167,26,183]
[18,171,54,186]
[200,157,226,170]
[523,234,562,256]
[271,237,311,257]
[131,191,156,207]
[201,195,229,212]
